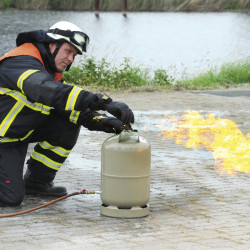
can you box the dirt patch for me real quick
[109,89,250,113]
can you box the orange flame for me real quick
[158,110,250,175]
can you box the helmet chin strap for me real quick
[65,63,72,71]
[52,42,62,60]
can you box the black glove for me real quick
[93,115,123,134]
[89,93,112,111]
[104,101,134,124]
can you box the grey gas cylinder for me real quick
[100,130,151,218]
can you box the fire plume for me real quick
[158,111,250,175]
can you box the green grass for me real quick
[176,60,250,89]
[64,57,250,90]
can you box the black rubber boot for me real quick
[24,170,67,197]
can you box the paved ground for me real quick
[0,90,250,249]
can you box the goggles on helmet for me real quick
[47,28,90,53]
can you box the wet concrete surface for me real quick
[194,89,250,98]
[0,90,250,249]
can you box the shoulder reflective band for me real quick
[65,86,82,111]
[39,141,71,157]
[69,110,80,124]
[0,129,34,143]
[30,151,62,170]
[17,69,39,93]
[0,102,24,137]
[0,88,51,115]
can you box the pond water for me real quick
[0,10,249,79]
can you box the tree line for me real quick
[0,0,250,11]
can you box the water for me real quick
[0,10,249,79]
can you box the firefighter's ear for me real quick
[49,43,57,54]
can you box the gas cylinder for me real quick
[100,130,151,218]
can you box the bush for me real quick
[64,57,173,89]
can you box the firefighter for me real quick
[0,21,134,206]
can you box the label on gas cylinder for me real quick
[139,137,147,143]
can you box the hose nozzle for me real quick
[81,189,101,194]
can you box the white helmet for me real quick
[47,21,89,55]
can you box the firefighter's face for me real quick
[50,43,78,72]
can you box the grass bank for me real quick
[176,60,250,90]
[63,57,250,91]
[1,0,250,11]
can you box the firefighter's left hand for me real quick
[94,115,123,134]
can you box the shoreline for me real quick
[1,0,250,12]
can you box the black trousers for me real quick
[0,111,80,206]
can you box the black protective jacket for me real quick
[0,30,103,143]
